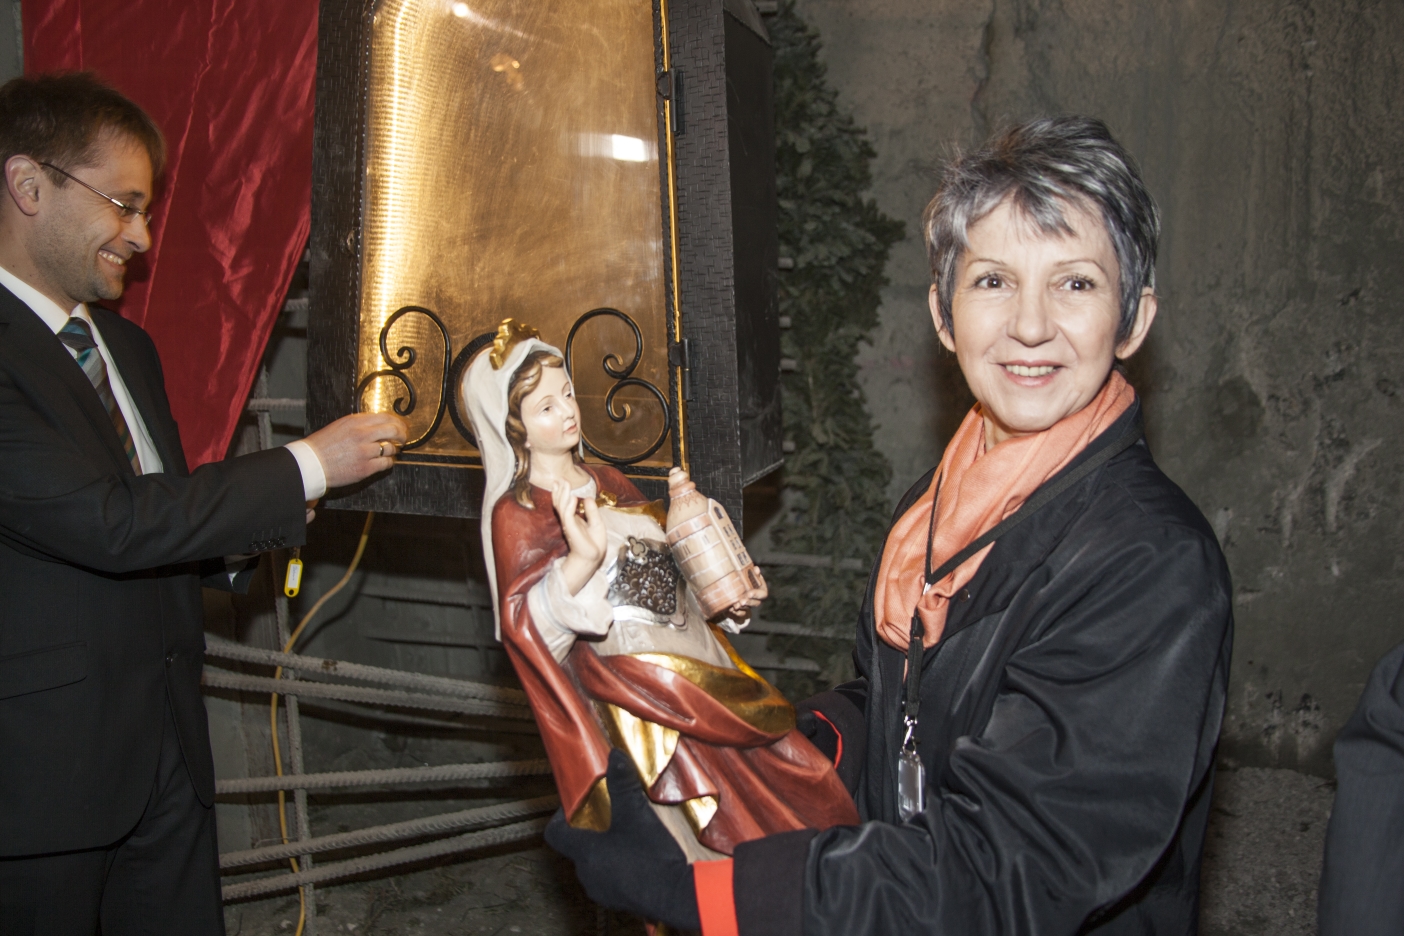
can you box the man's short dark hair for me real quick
[0,72,166,184]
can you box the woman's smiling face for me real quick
[933,197,1156,448]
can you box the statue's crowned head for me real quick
[460,319,568,634]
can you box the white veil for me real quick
[461,325,563,639]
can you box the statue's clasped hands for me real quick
[552,479,609,596]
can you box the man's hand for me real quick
[544,749,701,931]
[301,413,409,489]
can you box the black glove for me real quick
[795,688,866,794]
[545,748,702,931]
[795,708,838,760]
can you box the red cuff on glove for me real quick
[809,708,844,769]
[693,858,738,936]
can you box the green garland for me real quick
[763,0,903,699]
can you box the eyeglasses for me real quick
[40,162,154,228]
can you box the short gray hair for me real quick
[923,116,1160,342]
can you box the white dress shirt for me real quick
[0,264,325,500]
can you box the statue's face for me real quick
[932,197,1154,448]
[519,364,581,457]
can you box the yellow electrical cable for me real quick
[270,511,375,936]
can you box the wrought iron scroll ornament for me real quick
[353,305,450,450]
[564,308,672,465]
[355,306,672,466]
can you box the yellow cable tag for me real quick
[284,549,303,598]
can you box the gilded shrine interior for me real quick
[355,0,676,472]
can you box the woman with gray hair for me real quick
[548,116,1233,936]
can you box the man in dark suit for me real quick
[0,73,407,933]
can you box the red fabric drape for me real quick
[23,0,317,467]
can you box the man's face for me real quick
[30,132,153,308]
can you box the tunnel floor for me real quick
[223,766,1333,936]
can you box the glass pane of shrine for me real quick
[356,0,674,471]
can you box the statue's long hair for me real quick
[504,349,569,507]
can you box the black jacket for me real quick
[0,287,306,856]
[1317,639,1404,936]
[735,403,1233,935]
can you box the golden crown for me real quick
[489,318,542,370]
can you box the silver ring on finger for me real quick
[377,441,388,458]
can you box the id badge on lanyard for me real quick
[898,596,929,822]
[897,716,926,821]
[897,485,940,824]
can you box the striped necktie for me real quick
[56,316,143,475]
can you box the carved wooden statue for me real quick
[462,320,856,860]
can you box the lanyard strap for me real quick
[903,417,1145,727]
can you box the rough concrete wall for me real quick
[793,0,1404,775]
[0,1,21,82]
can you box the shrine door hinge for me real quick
[657,68,685,135]
[669,338,694,401]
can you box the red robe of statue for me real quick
[493,464,858,855]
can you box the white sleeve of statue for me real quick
[526,556,614,663]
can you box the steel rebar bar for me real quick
[203,636,526,705]
[221,818,548,901]
[751,551,869,572]
[214,759,552,795]
[219,796,559,869]
[201,668,533,721]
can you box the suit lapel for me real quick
[90,307,189,476]
[0,286,134,474]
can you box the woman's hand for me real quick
[545,750,701,931]
[553,479,608,595]
[727,597,760,621]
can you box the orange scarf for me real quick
[874,371,1136,652]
